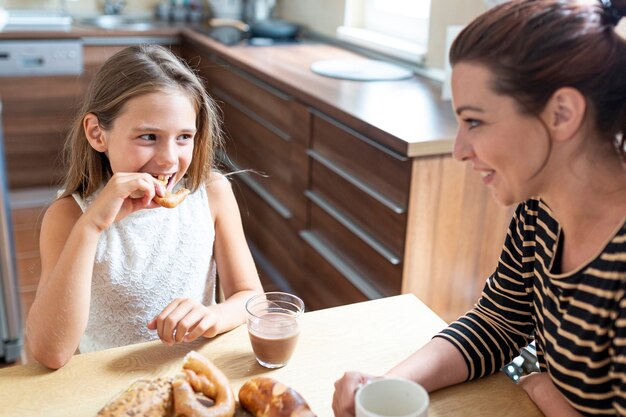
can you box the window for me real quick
[338,0,431,64]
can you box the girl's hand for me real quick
[83,172,166,231]
[332,371,379,417]
[147,298,220,345]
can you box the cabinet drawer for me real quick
[304,203,402,299]
[311,111,411,211]
[203,57,295,139]
[220,99,306,222]
[230,175,307,296]
[309,159,406,261]
[299,238,368,310]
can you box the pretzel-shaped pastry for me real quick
[173,351,236,417]
[153,176,190,208]
[153,188,190,208]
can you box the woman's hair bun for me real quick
[601,0,626,26]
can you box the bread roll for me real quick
[96,377,173,417]
[238,377,316,417]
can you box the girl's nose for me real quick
[155,140,177,166]
[452,129,473,162]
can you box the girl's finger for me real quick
[184,313,217,342]
[174,308,206,343]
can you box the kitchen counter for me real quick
[0,23,456,157]
[0,294,543,417]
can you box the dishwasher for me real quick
[0,100,21,364]
[0,39,82,76]
[0,39,82,363]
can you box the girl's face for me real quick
[451,62,551,206]
[99,89,197,191]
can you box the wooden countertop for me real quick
[0,24,456,158]
[0,295,542,417]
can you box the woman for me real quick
[333,1,626,416]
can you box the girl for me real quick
[333,1,626,416]
[25,45,263,369]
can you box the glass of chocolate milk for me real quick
[246,292,304,369]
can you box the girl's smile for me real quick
[98,88,197,192]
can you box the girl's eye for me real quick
[178,134,194,141]
[139,133,157,141]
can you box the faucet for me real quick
[103,0,126,15]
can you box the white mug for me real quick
[355,378,429,417]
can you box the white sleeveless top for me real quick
[72,184,216,353]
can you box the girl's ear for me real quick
[83,113,108,152]
[540,87,586,142]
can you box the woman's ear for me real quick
[83,113,108,152]
[540,87,586,142]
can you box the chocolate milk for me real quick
[248,313,300,367]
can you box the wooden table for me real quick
[0,294,543,416]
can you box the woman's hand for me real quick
[332,371,379,417]
[83,172,166,231]
[147,298,221,345]
[518,372,583,417]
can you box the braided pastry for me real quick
[173,351,236,417]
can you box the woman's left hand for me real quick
[518,372,584,417]
[147,298,221,345]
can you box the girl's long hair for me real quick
[59,44,223,199]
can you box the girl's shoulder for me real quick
[43,196,82,224]
[204,171,233,199]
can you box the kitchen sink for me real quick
[78,15,167,31]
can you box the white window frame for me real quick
[337,0,431,64]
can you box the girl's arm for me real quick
[518,373,583,417]
[149,172,263,344]
[27,173,165,369]
[204,171,263,331]
[25,198,100,369]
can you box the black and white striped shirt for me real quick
[438,199,626,416]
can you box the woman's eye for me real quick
[464,119,481,129]
[178,134,194,141]
[139,133,157,141]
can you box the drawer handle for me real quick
[210,55,293,101]
[307,150,406,214]
[311,109,409,162]
[305,190,401,265]
[221,158,292,220]
[299,230,385,300]
[212,87,291,142]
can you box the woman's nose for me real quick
[452,129,473,162]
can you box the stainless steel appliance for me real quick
[0,40,82,77]
[0,100,22,364]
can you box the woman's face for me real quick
[99,89,197,191]
[451,62,550,206]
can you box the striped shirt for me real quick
[437,199,626,416]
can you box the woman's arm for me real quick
[332,338,468,417]
[518,373,583,417]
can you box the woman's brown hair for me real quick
[450,0,626,158]
[59,44,223,199]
